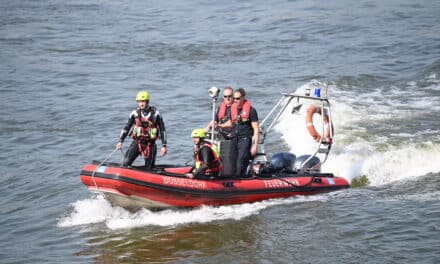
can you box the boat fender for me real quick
[293,155,321,172]
[269,152,296,172]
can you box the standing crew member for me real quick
[231,88,259,176]
[186,128,221,179]
[205,86,234,139]
[116,90,167,169]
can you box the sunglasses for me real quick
[233,97,241,100]
[223,95,232,98]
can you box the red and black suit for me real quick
[119,106,167,169]
[231,100,258,176]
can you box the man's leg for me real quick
[123,141,140,167]
[144,142,157,170]
[236,137,252,176]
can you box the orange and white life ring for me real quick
[305,105,333,142]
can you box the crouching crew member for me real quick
[116,90,167,169]
[186,128,221,179]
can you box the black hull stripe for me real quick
[81,170,348,196]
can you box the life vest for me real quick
[194,142,221,173]
[131,107,159,141]
[217,102,232,125]
[231,100,252,123]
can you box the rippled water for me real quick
[1,0,440,263]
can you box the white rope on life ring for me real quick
[305,105,333,142]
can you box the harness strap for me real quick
[137,140,151,158]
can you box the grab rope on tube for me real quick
[91,147,124,190]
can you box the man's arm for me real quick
[156,114,167,146]
[116,111,136,149]
[251,121,259,157]
[250,107,259,157]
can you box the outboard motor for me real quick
[293,155,321,172]
[269,152,296,172]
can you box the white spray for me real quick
[275,81,440,186]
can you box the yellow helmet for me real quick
[191,128,206,138]
[136,90,150,101]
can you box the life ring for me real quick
[305,105,333,142]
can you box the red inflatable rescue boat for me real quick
[80,87,350,210]
[80,162,349,210]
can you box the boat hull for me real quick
[80,163,349,210]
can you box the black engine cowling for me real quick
[269,152,296,172]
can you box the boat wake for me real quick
[62,78,440,228]
[276,81,440,186]
[58,193,328,229]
